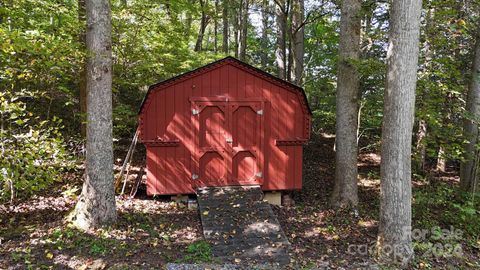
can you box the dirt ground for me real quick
[0,135,478,269]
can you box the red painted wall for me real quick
[139,58,311,195]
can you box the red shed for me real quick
[138,57,311,195]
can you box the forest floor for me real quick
[0,135,479,269]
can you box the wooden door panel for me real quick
[232,106,257,148]
[232,151,256,181]
[199,106,225,148]
[199,151,226,183]
[192,102,227,187]
[228,101,264,185]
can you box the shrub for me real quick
[0,90,74,202]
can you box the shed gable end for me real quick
[139,57,311,142]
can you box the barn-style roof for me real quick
[138,56,312,116]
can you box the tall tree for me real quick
[222,0,229,53]
[330,0,361,208]
[377,0,422,265]
[195,0,210,52]
[214,0,219,52]
[238,0,249,60]
[233,1,240,57]
[275,0,287,79]
[78,0,87,137]
[414,5,434,173]
[290,0,304,85]
[460,23,480,193]
[261,0,270,69]
[71,0,116,230]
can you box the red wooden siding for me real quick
[139,57,311,195]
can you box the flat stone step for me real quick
[196,186,291,266]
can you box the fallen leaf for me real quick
[46,252,54,259]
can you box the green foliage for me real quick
[11,247,33,269]
[0,0,83,133]
[113,104,137,139]
[413,0,476,167]
[413,183,480,239]
[0,90,74,202]
[179,240,213,263]
[304,14,339,133]
[44,227,128,256]
[110,0,223,136]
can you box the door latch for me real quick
[226,137,233,143]
[257,110,263,115]
[192,109,199,115]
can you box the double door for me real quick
[191,97,264,187]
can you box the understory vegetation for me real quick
[1,137,479,268]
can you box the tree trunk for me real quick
[414,5,434,173]
[275,0,287,79]
[460,23,480,192]
[436,146,446,172]
[195,0,210,52]
[222,0,229,53]
[214,0,219,52]
[185,0,194,34]
[377,0,422,265]
[238,0,249,61]
[330,0,361,209]
[78,0,87,138]
[290,0,304,86]
[261,0,269,69]
[71,0,116,230]
[415,119,427,172]
[287,17,293,82]
[233,2,240,58]
[436,94,452,172]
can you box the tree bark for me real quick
[414,5,433,173]
[238,0,249,60]
[377,0,422,265]
[415,119,427,172]
[71,0,116,230]
[261,0,269,69]
[233,2,240,58]
[290,0,304,86]
[287,11,293,82]
[330,0,361,209]
[195,0,210,52]
[460,23,480,193]
[78,0,87,138]
[275,0,287,79]
[436,94,452,172]
[222,0,229,53]
[436,146,446,172]
[214,0,219,52]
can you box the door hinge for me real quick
[226,137,233,143]
[255,172,263,178]
[192,109,199,115]
[192,174,199,180]
[257,109,263,115]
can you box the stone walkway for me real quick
[196,186,290,266]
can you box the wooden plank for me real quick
[294,146,303,189]
[196,186,290,265]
